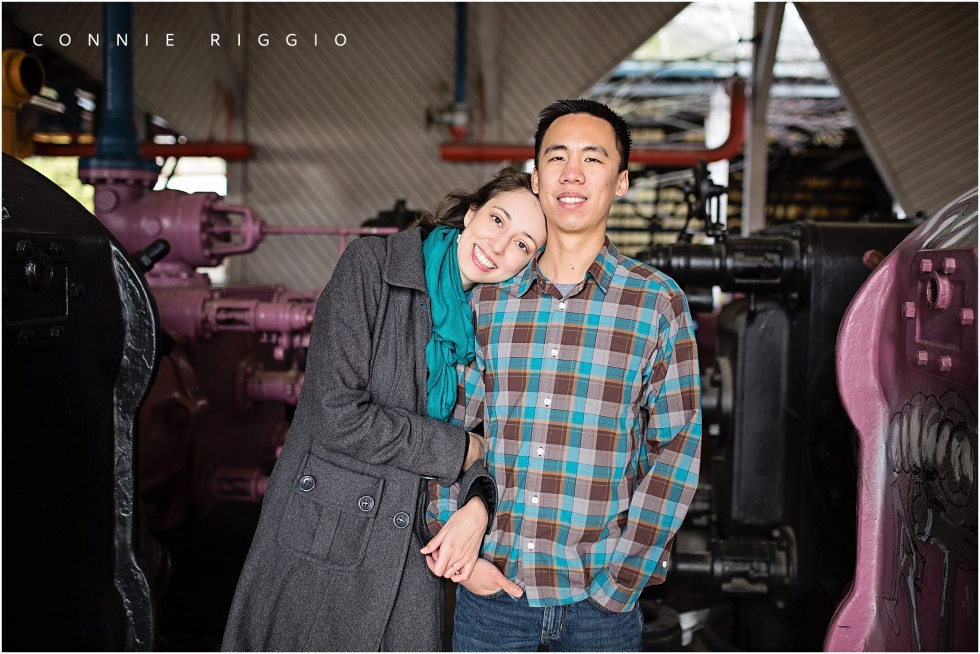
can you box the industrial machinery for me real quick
[4,4,975,650]
[638,162,924,650]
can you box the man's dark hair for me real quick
[533,99,632,173]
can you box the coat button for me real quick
[299,475,316,492]
[393,512,410,528]
[358,495,375,512]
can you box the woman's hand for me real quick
[460,559,524,598]
[420,495,488,581]
[462,432,485,472]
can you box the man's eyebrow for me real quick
[543,143,609,158]
[493,205,539,249]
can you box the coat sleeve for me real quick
[296,237,467,486]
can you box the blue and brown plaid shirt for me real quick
[428,238,701,613]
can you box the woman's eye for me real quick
[517,242,528,253]
[492,215,503,226]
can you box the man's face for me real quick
[531,113,629,237]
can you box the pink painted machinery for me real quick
[830,189,977,651]
[79,168,394,529]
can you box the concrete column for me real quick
[705,84,731,227]
[742,2,784,236]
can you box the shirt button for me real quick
[543,398,551,406]
[531,496,539,504]
[527,542,535,550]
[558,302,566,310]
[537,447,544,456]
[551,348,558,357]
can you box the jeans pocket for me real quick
[464,586,507,600]
[585,596,617,614]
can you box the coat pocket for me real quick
[277,452,385,570]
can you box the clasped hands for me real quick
[418,432,522,598]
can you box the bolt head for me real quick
[939,356,953,372]
[903,302,916,318]
[69,283,84,297]
[916,350,929,366]
[18,329,36,346]
[48,242,63,257]
[15,240,33,257]
[49,326,64,338]
[961,308,975,325]
[943,258,956,274]
[920,259,933,273]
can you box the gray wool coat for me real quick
[222,228,494,652]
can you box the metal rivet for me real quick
[940,356,952,372]
[903,302,916,318]
[961,308,974,325]
[919,259,933,273]
[916,351,929,366]
[299,475,316,492]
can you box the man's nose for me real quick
[560,162,584,184]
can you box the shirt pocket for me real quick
[277,452,385,570]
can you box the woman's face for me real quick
[456,189,547,290]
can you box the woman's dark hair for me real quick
[414,166,535,232]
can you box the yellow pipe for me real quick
[2,49,45,158]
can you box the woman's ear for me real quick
[463,205,477,228]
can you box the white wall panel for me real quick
[10,2,680,290]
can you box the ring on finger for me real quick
[451,566,461,576]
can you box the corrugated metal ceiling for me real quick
[796,1,978,216]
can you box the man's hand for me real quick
[420,495,488,581]
[462,432,485,472]
[459,558,523,598]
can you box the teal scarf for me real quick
[422,226,475,421]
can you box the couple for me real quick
[222,100,702,652]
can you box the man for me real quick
[428,99,701,651]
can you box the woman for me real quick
[222,168,547,652]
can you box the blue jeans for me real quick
[452,585,643,652]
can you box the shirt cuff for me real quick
[588,568,640,613]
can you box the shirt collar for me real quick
[517,237,617,297]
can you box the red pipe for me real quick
[441,77,746,167]
[31,140,254,160]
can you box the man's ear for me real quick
[531,168,540,194]
[463,206,476,228]
[615,169,629,198]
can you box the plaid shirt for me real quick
[428,238,701,613]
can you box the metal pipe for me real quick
[455,3,467,105]
[440,77,746,166]
[80,2,156,173]
[35,140,254,159]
